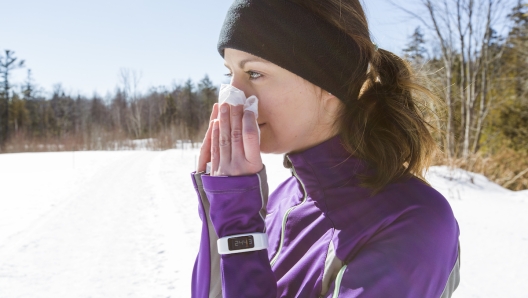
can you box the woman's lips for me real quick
[258,123,266,127]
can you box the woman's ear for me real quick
[322,91,335,102]
[321,90,340,109]
[320,89,342,119]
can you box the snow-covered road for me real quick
[0,149,527,297]
[0,150,205,297]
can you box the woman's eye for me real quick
[246,70,262,80]
[223,71,262,80]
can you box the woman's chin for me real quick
[259,138,273,154]
[259,139,286,155]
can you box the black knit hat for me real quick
[217,0,366,102]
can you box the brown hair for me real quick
[290,0,439,193]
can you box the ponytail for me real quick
[338,49,438,193]
[290,0,440,193]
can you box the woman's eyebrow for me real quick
[224,58,270,69]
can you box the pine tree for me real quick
[197,75,218,123]
[23,69,34,100]
[0,50,25,148]
[403,26,428,65]
[183,79,200,140]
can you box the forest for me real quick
[1,0,527,190]
[0,68,217,153]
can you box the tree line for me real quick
[0,63,217,152]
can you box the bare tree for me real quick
[119,68,143,138]
[390,0,457,157]
[390,0,510,158]
[455,0,507,157]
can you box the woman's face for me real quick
[223,48,342,154]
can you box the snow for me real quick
[425,167,528,298]
[0,149,527,297]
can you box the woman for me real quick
[191,0,460,297]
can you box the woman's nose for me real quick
[230,75,250,94]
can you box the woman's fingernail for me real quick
[220,105,228,113]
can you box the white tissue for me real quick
[218,84,259,118]
[205,84,260,174]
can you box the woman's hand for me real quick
[196,103,218,173]
[197,102,263,176]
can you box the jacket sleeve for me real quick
[191,171,222,298]
[191,166,276,298]
[324,200,461,298]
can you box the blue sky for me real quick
[2,0,422,97]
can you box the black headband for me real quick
[217,0,366,102]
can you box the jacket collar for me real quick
[283,134,369,199]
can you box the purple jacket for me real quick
[191,135,460,297]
